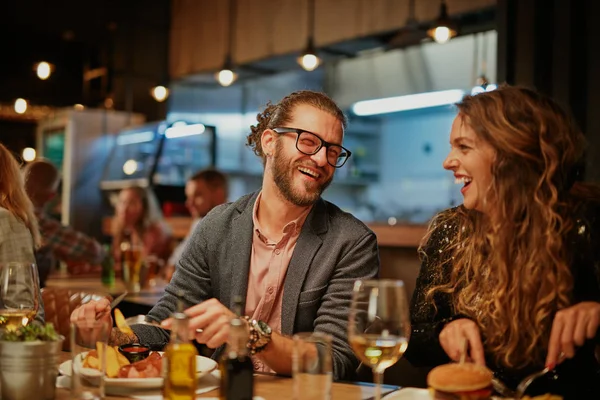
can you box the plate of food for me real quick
[59,344,218,389]
[382,387,432,399]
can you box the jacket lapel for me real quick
[280,198,328,335]
[226,192,257,310]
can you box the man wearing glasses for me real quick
[71,90,379,381]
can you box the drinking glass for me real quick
[121,244,143,293]
[71,319,110,399]
[0,262,40,330]
[292,332,333,400]
[348,280,410,400]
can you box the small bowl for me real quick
[118,343,151,364]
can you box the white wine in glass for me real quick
[0,262,40,330]
[348,280,410,400]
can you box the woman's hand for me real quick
[546,301,600,368]
[439,318,486,365]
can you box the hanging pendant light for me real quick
[427,0,457,44]
[216,0,238,86]
[298,0,321,71]
[470,33,497,95]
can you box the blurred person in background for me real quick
[112,186,172,272]
[0,144,44,324]
[23,159,105,286]
[164,168,228,281]
[405,86,600,399]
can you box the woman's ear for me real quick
[261,128,276,158]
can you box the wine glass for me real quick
[348,279,410,400]
[0,262,40,330]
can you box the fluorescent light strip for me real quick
[116,131,155,146]
[351,89,466,116]
[165,123,206,139]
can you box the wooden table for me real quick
[45,272,165,309]
[54,353,399,400]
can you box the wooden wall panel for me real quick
[170,0,496,78]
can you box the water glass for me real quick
[292,332,332,400]
[70,319,110,399]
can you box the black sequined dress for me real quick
[404,203,600,399]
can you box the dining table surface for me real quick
[45,270,166,307]
[53,352,400,400]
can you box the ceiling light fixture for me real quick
[298,0,321,71]
[427,0,457,44]
[216,0,238,86]
[14,98,28,114]
[35,61,54,80]
[351,89,465,116]
[150,85,170,102]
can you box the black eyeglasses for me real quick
[272,127,352,168]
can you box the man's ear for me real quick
[260,128,277,157]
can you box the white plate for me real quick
[383,387,432,400]
[59,352,218,389]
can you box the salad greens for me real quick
[0,323,60,342]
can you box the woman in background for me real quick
[0,143,44,324]
[405,86,600,399]
[112,186,172,272]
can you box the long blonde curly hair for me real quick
[0,144,40,247]
[424,86,594,369]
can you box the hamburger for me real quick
[427,363,493,400]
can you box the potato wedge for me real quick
[105,345,121,378]
[85,355,100,369]
[114,308,134,336]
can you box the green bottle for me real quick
[101,245,115,286]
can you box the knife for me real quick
[95,291,128,320]
[110,291,128,309]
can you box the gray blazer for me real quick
[133,191,380,380]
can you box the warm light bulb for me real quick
[299,53,320,71]
[14,98,27,114]
[151,86,169,102]
[123,159,138,175]
[216,69,237,87]
[433,26,451,44]
[22,147,36,162]
[36,62,51,80]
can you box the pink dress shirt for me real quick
[244,192,312,372]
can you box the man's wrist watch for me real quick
[243,316,272,355]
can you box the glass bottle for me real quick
[100,244,115,286]
[163,296,198,400]
[219,297,254,400]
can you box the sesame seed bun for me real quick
[427,363,493,392]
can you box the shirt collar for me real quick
[252,191,312,243]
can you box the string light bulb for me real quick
[35,61,54,80]
[14,98,27,114]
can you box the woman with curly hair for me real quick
[405,86,600,398]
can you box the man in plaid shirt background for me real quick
[23,160,105,287]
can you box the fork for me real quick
[514,352,564,398]
[514,365,552,398]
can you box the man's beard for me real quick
[270,142,333,207]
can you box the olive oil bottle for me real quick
[219,297,254,400]
[164,296,198,400]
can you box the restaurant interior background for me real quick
[2,0,600,297]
